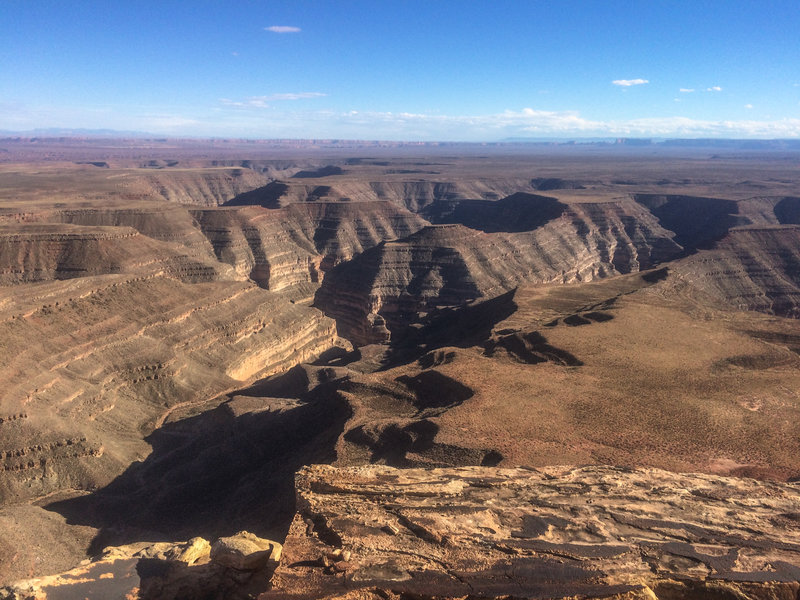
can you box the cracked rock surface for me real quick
[263,464,800,600]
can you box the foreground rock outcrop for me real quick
[3,531,281,600]
[265,464,800,600]
[9,464,798,599]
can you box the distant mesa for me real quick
[530,177,585,191]
[75,161,109,168]
[291,165,344,178]
[224,181,290,208]
[140,159,180,169]
[422,192,567,233]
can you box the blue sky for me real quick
[2,0,799,140]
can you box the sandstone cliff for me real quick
[0,224,239,284]
[226,177,538,212]
[122,167,270,206]
[0,271,340,584]
[11,203,217,256]
[670,225,800,317]
[192,202,426,298]
[315,198,682,344]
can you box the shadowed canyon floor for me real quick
[0,139,799,597]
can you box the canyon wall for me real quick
[315,198,683,345]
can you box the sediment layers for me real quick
[672,225,800,317]
[315,199,682,344]
[192,202,426,297]
[123,168,270,206]
[0,274,338,508]
[10,203,216,255]
[0,223,238,284]
[226,177,538,212]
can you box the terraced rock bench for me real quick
[264,464,800,599]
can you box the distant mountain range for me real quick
[2,129,800,150]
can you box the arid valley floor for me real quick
[0,137,799,599]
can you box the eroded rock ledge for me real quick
[4,465,799,599]
[266,464,800,600]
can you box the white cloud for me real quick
[679,88,695,93]
[612,79,649,87]
[263,92,327,101]
[706,86,722,92]
[265,25,301,33]
[7,101,800,141]
[745,104,754,109]
[220,93,326,109]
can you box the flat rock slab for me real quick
[263,465,800,599]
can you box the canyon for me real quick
[0,138,799,598]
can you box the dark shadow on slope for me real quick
[45,384,352,555]
[395,370,474,415]
[633,194,746,251]
[383,289,519,367]
[224,181,289,208]
[291,165,344,178]
[774,197,800,224]
[231,363,348,399]
[421,193,567,233]
[483,331,583,366]
[641,266,670,283]
[343,420,501,468]
[530,177,585,191]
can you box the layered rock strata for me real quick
[0,275,338,509]
[192,202,426,296]
[0,224,238,284]
[265,464,800,600]
[10,204,216,256]
[671,225,800,317]
[126,167,270,206]
[315,199,682,344]
[226,177,538,212]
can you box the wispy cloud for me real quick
[6,101,800,141]
[265,25,301,33]
[220,93,327,109]
[612,79,649,87]
[292,109,800,140]
[706,86,722,92]
[264,92,327,101]
[745,104,754,109]
[679,88,695,93]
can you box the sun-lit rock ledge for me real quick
[264,464,800,600]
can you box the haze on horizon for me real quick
[2,0,799,141]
